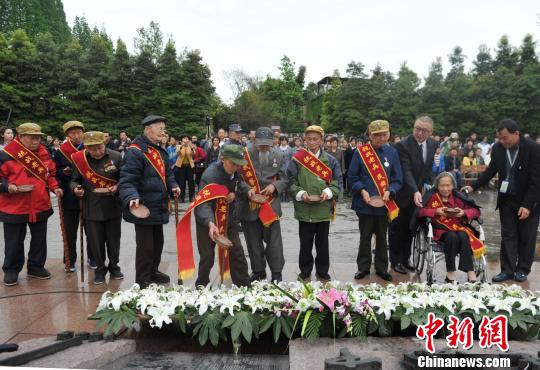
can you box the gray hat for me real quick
[142,115,167,127]
[254,127,274,146]
[228,123,243,132]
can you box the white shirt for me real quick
[295,149,333,201]
[418,140,427,163]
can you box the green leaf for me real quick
[280,316,292,339]
[259,315,275,334]
[301,310,313,336]
[222,315,236,328]
[273,316,282,343]
[302,311,326,343]
[193,311,224,347]
[400,315,411,330]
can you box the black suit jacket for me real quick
[473,137,540,210]
[394,135,438,207]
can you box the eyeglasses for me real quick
[414,126,431,134]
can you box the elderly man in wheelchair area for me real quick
[416,172,484,283]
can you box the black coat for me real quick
[473,137,540,210]
[394,135,438,207]
[54,141,84,210]
[118,134,178,225]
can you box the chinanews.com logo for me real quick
[416,313,512,368]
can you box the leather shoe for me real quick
[376,271,392,281]
[514,271,527,282]
[354,270,369,280]
[492,272,513,283]
[151,271,170,284]
[249,271,267,282]
[403,262,415,271]
[298,272,311,282]
[391,263,407,275]
[316,272,331,282]
[270,273,282,283]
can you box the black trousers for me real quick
[134,224,164,284]
[440,231,473,272]
[174,165,195,201]
[242,219,285,274]
[499,197,540,275]
[357,214,388,273]
[195,223,250,287]
[298,221,330,275]
[2,220,47,273]
[85,218,121,274]
[388,203,414,265]
[62,208,94,266]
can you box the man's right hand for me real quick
[461,186,473,194]
[73,186,85,198]
[301,192,311,203]
[208,222,219,241]
[361,189,371,204]
[129,199,139,208]
[226,192,235,203]
[413,191,423,207]
[7,184,18,194]
[62,167,72,175]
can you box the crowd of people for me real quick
[0,115,538,289]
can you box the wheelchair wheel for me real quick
[475,254,488,283]
[425,244,436,285]
[412,227,427,275]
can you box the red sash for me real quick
[58,140,79,164]
[129,144,167,188]
[356,144,399,221]
[71,150,117,188]
[239,148,279,227]
[427,192,486,258]
[176,184,231,281]
[292,148,332,183]
[2,138,48,184]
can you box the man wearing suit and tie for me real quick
[463,119,540,283]
[389,116,438,274]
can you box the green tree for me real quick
[107,38,134,130]
[389,62,420,135]
[134,21,163,63]
[420,57,448,132]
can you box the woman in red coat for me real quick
[193,141,207,191]
[0,123,63,286]
[417,172,482,283]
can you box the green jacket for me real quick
[286,150,342,222]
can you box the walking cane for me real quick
[219,181,235,285]
[78,188,85,283]
[57,195,70,272]
[174,195,182,285]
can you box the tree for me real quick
[107,38,134,129]
[493,35,519,71]
[155,40,183,134]
[518,34,538,70]
[389,62,420,134]
[134,21,163,63]
[72,16,92,49]
[420,57,448,131]
[472,45,493,76]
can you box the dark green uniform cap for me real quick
[220,144,247,165]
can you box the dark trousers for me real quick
[388,203,415,265]
[499,197,540,275]
[342,173,348,193]
[440,231,473,272]
[195,223,250,287]
[134,224,164,284]
[2,220,47,273]
[242,219,285,274]
[62,208,93,266]
[174,165,195,201]
[298,221,330,275]
[85,218,121,274]
[357,214,388,273]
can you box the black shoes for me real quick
[492,272,513,283]
[316,272,331,282]
[354,271,369,280]
[376,271,392,281]
[270,273,282,283]
[249,271,267,283]
[298,272,311,282]
[3,271,18,286]
[27,267,51,280]
[514,271,527,282]
[444,276,456,284]
[391,263,407,275]
[109,269,124,280]
[403,262,415,271]
[151,271,170,284]
[94,272,106,285]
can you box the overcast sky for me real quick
[62,0,540,103]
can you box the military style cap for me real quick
[228,123,243,132]
[83,131,105,146]
[63,121,85,134]
[254,127,274,146]
[17,123,45,136]
[220,144,247,165]
[368,120,390,134]
[305,125,324,137]
[142,115,167,127]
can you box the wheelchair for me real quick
[411,216,488,285]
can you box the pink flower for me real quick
[318,288,345,311]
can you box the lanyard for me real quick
[505,148,519,180]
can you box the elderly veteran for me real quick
[70,132,123,285]
[0,123,63,286]
[348,120,403,282]
[287,125,342,282]
[118,115,180,288]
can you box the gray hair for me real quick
[415,116,434,126]
[433,171,457,189]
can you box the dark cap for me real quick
[228,123,243,132]
[142,115,167,127]
[220,144,247,165]
[254,127,274,146]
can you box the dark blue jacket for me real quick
[348,144,403,216]
[54,141,84,210]
[118,134,178,225]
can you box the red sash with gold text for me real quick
[58,140,79,164]
[292,148,333,184]
[2,138,48,184]
[129,144,167,188]
[240,148,279,227]
[71,150,117,189]
[176,184,231,280]
[427,192,485,258]
[357,143,399,221]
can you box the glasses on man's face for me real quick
[414,126,431,134]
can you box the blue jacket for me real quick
[118,134,178,225]
[348,144,403,216]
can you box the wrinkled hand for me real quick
[454,208,465,218]
[208,222,219,241]
[320,192,329,202]
[73,186,84,198]
[301,192,311,203]
[172,187,181,198]
[518,207,530,220]
[129,199,139,208]
[54,188,63,198]
[247,188,256,200]
[260,184,276,196]
[361,189,370,204]
[435,207,447,217]
[226,192,235,204]
[108,184,118,193]
[382,190,390,202]
[7,184,18,194]
[413,191,423,207]
[461,186,473,194]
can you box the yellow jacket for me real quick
[175,146,195,168]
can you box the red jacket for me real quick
[0,143,59,223]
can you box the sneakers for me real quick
[3,271,19,286]
[109,269,124,280]
[87,259,97,270]
[65,264,76,272]
[27,267,51,280]
[94,272,106,285]
[151,271,170,284]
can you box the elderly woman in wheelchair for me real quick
[416,172,486,283]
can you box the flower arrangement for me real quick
[91,281,540,346]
